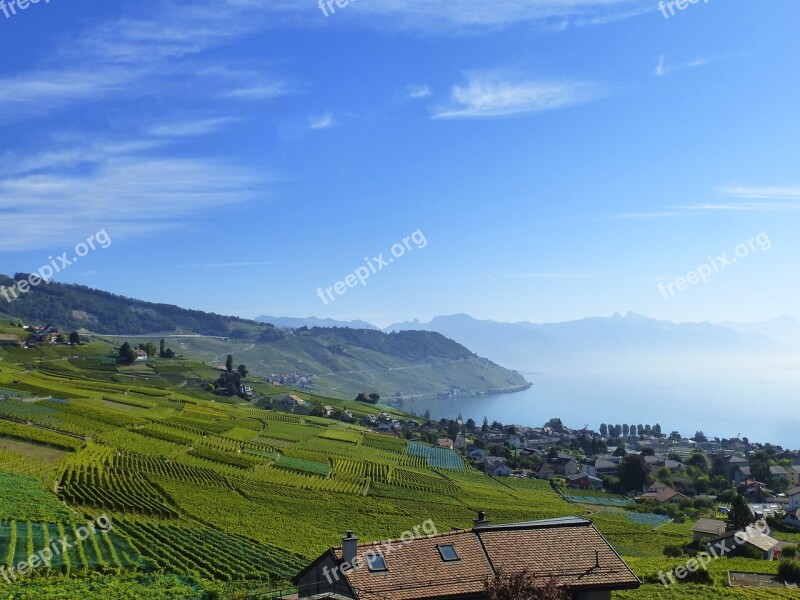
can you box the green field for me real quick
[0,341,792,598]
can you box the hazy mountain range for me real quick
[383,313,797,372]
[256,315,377,330]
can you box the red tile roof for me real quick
[296,517,640,599]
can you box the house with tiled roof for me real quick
[293,514,640,599]
[704,528,781,561]
[484,457,512,477]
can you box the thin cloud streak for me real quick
[433,72,603,119]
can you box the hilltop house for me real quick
[725,456,749,478]
[705,529,781,561]
[0,334,22,347]
[275,394,306,412]
[134,349,148,361]
[789,486,800,512]
[28,324,60,345]
[293,514,641,600]
[734,466,752,486]
[437,438,454,450]
[567,473,603,491]
[691,518,727,543]
[467,447,487,460]
[484,457,512,477]
[641,486,688,506]
[788,466,800,487]
[770,465,790,486]
[785,509,800,530]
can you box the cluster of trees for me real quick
[0,274,262,337]
[600,423,663,438]
[304,327,475,361]
[117,339,176,364]
[211,355,249,397]
[355,393,381,404]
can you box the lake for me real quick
[398,357,800,449]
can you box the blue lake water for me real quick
[398,362,800,449]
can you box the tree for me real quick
[484,569,567,600]
[237,364,249,379]
[644,424,652,436]
[145,342,158,358]
[482,417,489,432]
[629,425,637,436]
[368,393,381,404]
[160,338,166,357]
[613,446,627,457]
[164,348,175,359]
[749,451,772,484]
[653,423,663,437]
[466,418,476,432]
[545,418,564,433]
[618,454,649,493]
[69,331,81,345]
[693,431,708,443]
[728,494,753,530]
[225,355,234,373]
[622,424,630,436]
[355,393,369,403]
[599,423,608,437]
[118,342,136,364]
[686,453,710,474]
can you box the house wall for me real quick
[296,555,356,599]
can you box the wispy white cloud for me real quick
[611,185,800,220]
[316,0,650,30]
[407,84,432,99]
[147,117,238,138]
[433,71,603,119]
[309,113,335,129]
[0,138,270,250]
[721,185,800,200]
[654,53,746,77]
[222,83,292,101]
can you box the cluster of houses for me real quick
[265,373,315,389]
[0,324,63,348]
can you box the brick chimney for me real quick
[473,511,490,529]
[342,530,358,564]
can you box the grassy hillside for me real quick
[0,341,794,598]
[0,277,528,399]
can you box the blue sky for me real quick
[0,0,798,328]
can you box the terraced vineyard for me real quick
[0,342,789,598]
